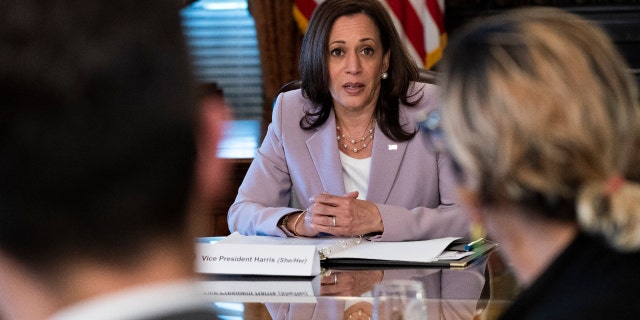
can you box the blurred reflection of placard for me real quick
[199,274,321,303]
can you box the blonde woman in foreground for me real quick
[438,7,640,320]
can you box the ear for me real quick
[189,93,231,237]
[195,95,231,202]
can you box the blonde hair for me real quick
[440,7,640,251]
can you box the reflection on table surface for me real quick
[198,251,520,320]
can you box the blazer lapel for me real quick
[307,112,346,195]
[367,113,412,203]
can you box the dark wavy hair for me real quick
[0,0,197,273]
[299,0,420,141]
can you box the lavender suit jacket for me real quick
[228,82,469,241]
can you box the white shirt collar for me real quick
[48,280,209,320]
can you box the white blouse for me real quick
[339,151,371,200]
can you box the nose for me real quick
[345,52,362,75]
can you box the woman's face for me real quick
[327,13,389,114]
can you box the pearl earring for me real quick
[381,72,388,79]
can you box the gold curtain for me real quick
[248,0,303,139]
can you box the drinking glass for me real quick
[373,279,427,320]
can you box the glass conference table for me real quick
[197,250,521,320]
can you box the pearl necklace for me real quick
[336,121,375,153]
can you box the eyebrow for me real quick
[329,38,377,46]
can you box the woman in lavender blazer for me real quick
[228,82,467,241]
[227,0,468,241]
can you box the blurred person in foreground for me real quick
[0,1,228,319]
[438,7,640,319]
[229,0,467,241]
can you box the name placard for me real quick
[195,241,321,276]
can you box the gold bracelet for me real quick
[292,210,306,237]
[280,213,291,228]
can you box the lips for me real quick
[343,82,364,94]
[343,82,364,88]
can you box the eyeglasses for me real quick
[416,109,466,181]
[417,109,445,152]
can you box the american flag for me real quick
[293,0,446,69]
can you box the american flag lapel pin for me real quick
[388,144,397,150]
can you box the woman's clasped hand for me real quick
[293,191,384,237]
